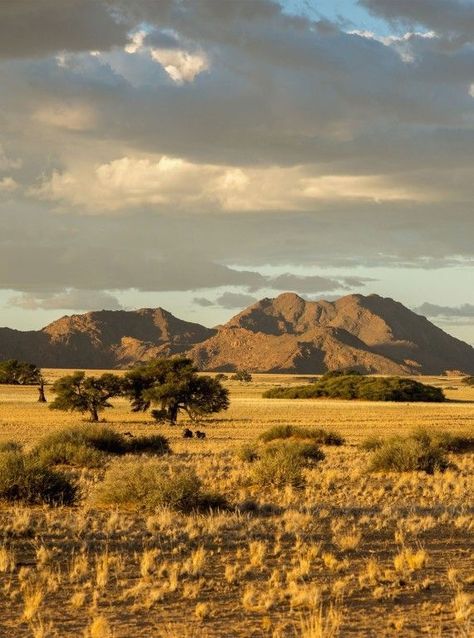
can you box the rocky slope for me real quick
[188,293,474,374]
[1,293,473,374]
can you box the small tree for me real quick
[122,357,229,424]
[49,371,122,422]
[231,369,252,383]
[0,359,42,385]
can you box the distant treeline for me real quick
[263,371,445,402]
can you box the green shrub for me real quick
[259,424,344,446]
[33,427,171,468]
[126,434,171,455]
[0,451,76,505]
[264,375,445,402]
[92,459,223,512]
[368,438,449,474]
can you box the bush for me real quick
[411,428,474,454]
[231,370,252,382]
[126,434,171,455]
[360,436,384,451]
[33,426,171,468]
[368,438,449,474]
[251,446,305,488]
[250,440,325,488]
[92,459,224,512]
[462,376,474,386]
[259,424,344,446]
[237,444,260,463]
[0,441,23,454]
[264,375,445,402]
[265,440,325,462]
[0,451,76,505]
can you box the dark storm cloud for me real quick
[0,0,129,60]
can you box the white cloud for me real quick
[30,154,429,213]
[150,47,209,83]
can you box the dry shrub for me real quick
[0,451,76,505]
[92,458,225,512]
[33,426,171,468]
[368,438,449,474]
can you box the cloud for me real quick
[0,0,129,60]
[214,292,258,309]
[9,289,124,311]
[30,155,430,213]
[415,302,474,318]
[193,297,214,308]
[150,48,209,84]
[0,177,18,192]
[359,1,474,43]
[32,102,98,131]
[268,274,353,293]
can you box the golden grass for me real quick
[0,371,472,637]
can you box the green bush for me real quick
[92,459,224,512]
[33,427,171,468]
[125,434,171,455]
[0,451,76,505]
[368,438,449,474]
[264,375,445,402]
[259,424,344,446]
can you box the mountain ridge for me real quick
[1,293,473,374]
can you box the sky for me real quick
[0,0,473,343]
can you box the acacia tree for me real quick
[0,359,42,385]
[122,357,229,424]
[49,371,122,422]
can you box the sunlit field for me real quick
[0,372,472,637]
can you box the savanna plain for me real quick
[0,371,472,638]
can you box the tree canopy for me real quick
[122,357,229,424]
[264,374,445,402]
[49,371,122,422]
[0,359,42,385]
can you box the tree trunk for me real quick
[90,406,99,422]
[37,382,47,403]
[167,403,179,424]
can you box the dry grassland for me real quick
[0,372,472,637]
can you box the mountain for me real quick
[1,293,473,374]
[0,308,215,368]
[187,293,474,374]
